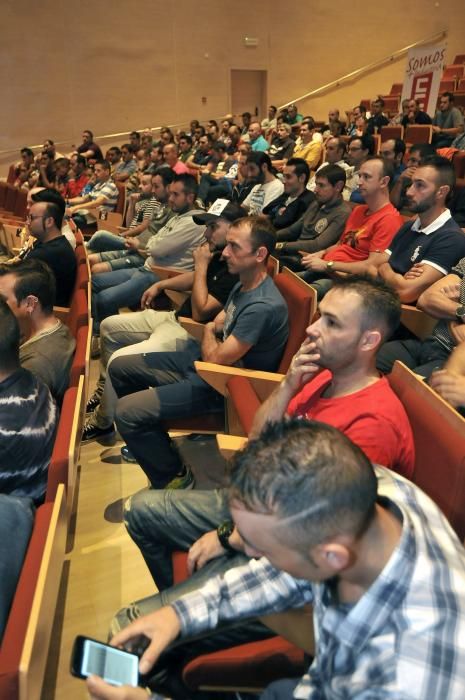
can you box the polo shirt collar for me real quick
[411,208,451,235]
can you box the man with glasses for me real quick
[23,192,76,306]
[345,134,374,203]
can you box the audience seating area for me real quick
[0,233,90,700]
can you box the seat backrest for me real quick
[390,83,403,96]
[6,165,16,185]
[439,79,456,92]
[454,54,465,65]
[63,289,89,338]
[405,124,432,145]
[226,375,262,435]
[0,485,66,700]
[379,95,400,116]
[380,125,404,141]
[273,269,317,373]
[69,325,91,398]
[388,361,465,540]
[442,64,464,79]
[114,182,126,215]
[4,185,18,214]
[13,189,27,220]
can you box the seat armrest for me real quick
[179,317,205,341]
[194,361,284,399]
[150,265,185,280]
[216,434,248,458]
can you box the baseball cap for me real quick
[193,199,244,225]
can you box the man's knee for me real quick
[124,489,166,542]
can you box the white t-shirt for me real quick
[243,178,284,215]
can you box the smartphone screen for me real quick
[72,636,139,687]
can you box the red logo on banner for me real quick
[411,73,433,110]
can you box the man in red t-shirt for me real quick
[299,157,404,298]
[251,274,414,477]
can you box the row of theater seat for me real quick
[0,235,89,700]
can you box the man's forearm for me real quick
[443,340,465,374]
[250,379,295,438]
[191,262,210,319]
[201,323,221,361]
[417,290,459,319]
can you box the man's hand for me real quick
[193,242,213,267]
[300,254,328,272]
[110,606,181,676]
[125,237,141,250]
[404,262,425,280]
[283,337,320,394]
[129,192,141,202]
[187,530,225,575]
[399,165,416,181]
[432,125,441,134]
[86,676,148,699]
[430,369,465,408]
[441,282,461,301]
[140,282,162,309]
[448,321,465,345]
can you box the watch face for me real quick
[456,305,465,318]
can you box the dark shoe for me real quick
[86,392,101,414]
[82,420,116,443]
[120,444,138,463]
[164,465,195,490]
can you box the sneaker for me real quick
[120,444,138,463]
[86,392,101,414]
[82,420,116,443]
[164,465,195,490]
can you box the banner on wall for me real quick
[401,42,447,116]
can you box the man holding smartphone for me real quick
[86,420,465,700]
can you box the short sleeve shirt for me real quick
[222,275,288,372]
[25,235,77,306]
[287,370,415,478]
[177,253,239,318]
[89,178,119,212]
[386,211,465,275]
[324,203,403,263]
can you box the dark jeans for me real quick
[297,271,333,299]
[91,267,158,334]
[110,347,223,487]
[197,174,232,205]
[376,336,451,377]
[112,488,273,700]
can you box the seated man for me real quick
[374,155,465,304]
[87,168,175,275]
[306,136,352,198]
[13,147,35,188]
[66,159,118,225]
[248,121,270,152]
[117,275,413,610]
[290,118,322,171]
[75,129,103,161]
[63,154,89,199]
[82,201,242,442]
[241,152,284,215]
[112,144,137,183]
[86,171,160,267]
[88,417,465,700]
[274,164,351,271]
[379,137,406,183]
[432,91,465,148]
[268,123,295,165]
[0,259,75,404]
[262,157,314,229]
[91,174,205,335]
[377,256,465,377]
[0,299,57,504]
[345,133,374,203]
[299,157,403,298]
[401,98,432,128]
[366,97,389,134]
[109,216,289,489]
[389,143,436,210]
[21,190,76,306]
[162,143,189,175]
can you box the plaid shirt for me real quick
[173,467,465,699]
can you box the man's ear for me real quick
[360,328,382,354]
[312,542,351,573]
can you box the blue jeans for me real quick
[87,230,127,253]
[91,268,158,334]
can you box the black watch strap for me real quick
[217,520,236,553]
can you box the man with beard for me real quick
[374,155,465,304]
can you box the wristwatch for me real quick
[455,304,465,322]
[326,261,335,271]
[217,520,236,553]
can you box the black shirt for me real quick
[26,236,77,306]
[176,252,238,318]
[262,190,315,229]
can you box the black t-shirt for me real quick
[176,252,238,318]
[401,111,432,128]
[367,114,389,134]
[26,236,77,306]
[77,141,103,160]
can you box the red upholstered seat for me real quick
[405,124,432,145]
[46,385,78,502]
[4,185,18,214]
[69,323,91,389]
[64,289,89,339]
[6,164,16,185]
[226,375,261,434]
